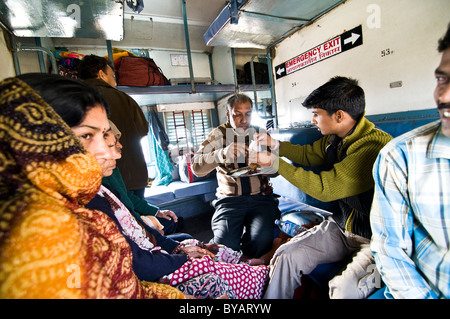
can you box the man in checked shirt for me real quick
[192,94,280,260]
[370,23,450,299]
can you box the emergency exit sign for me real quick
[275,25,363,79]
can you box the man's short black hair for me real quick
[78,54,112,80]
[438,23,450,53]
[302,76,365,121]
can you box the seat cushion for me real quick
[170,180,218,199]
[144,186,175,205]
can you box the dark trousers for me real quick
[211,194,281,258]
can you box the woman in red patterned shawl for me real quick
[0,76,184,299]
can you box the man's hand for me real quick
[156,210,178,223]
[248,150,277,167]
[223,142,247,162]
[254,132,279,150]
[180,245,216,259]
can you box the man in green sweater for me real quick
[255,77,392,299]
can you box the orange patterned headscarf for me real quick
[0,77,184,299]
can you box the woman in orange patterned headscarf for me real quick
[0,76,184,299]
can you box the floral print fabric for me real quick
[168,256,268,299]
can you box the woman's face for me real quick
[71,104,121,177]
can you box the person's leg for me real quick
[157,216,178,234]
[211,197,246,252]
[328,242,379,299]
[241,195,281,258]
[263,220,349,299]
[166,232,193,242]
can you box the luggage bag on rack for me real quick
[115,56,170,87]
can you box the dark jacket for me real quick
[85,78,149,191]
[86,187,187,282]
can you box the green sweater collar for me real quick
[331,116,375,148]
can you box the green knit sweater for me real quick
[102,167,159,217]
[277,117,392,238]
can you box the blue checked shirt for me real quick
[370,120,450,299]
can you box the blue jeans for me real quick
[211,194,281,258]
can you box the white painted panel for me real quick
[0,32,15,79]
[272,0,450,128]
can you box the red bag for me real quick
[178,151,213,183]
[115,56,169,87]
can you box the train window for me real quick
[190,110,211,149]
[163,109,212,157]
[140,136,153,165]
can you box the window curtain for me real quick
[149,109,173,186]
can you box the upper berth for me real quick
[203,0,346,49]
[118,83,271,105]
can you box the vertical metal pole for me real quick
[266,48,278,128]
[11,36,21,75]
[250,55,258,112]
[34,37,46,73]
[181,0,195,93]
[208,53,215,82]
[106,40,114,69]
[12,51,21,75]
[231,48,238,93]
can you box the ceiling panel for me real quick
[0,0,124,40]
[120,83,271,105]
[204,0,346,48]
